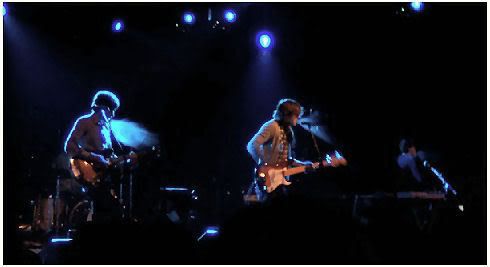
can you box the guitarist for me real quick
[64,90,124,223]
[247,99,319,202]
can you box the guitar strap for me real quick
[97,108,124,156]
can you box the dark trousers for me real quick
[248,179,289,203]
[89,182,123,224]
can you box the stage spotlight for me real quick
[410,1,424,12]
[2,4,6,17]
[112,19,124,32]
[224,10,237,23]
[256,31,274,50]
[260,35,271,48]
[183,12,196,25]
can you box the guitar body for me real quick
[70,151,142,186]
[255,152,348,194]
[256,163,292,193]
[70,158,106,185]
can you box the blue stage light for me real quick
[224,10,236,23]
[51,238,73,243]
[112,19,124,32]
[162,187,189,191]
[410,2,424,12]
[256,31,274,50]
[205,226,219,235]
[260,35,271,48]
[2,4,7,17]
[183,12,196,24]
[197,226,220,241]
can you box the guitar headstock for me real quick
[322,151,348,167]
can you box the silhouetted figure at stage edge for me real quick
[396,138,434,191]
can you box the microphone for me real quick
[298,118,316,127]
[299,121,313,127]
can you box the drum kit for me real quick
[28,146,196,236]
[29,181,200,238]
[31,174,93,236]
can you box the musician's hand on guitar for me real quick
[322,153,348,167]
[128,151,138,164]
[92,153,110,167]
[304,161,319,173]
[329,158,340,167]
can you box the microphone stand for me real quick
[303,109,322,160]
[305,123,322,161]
[423,161,457,196]
[308,125,322,159]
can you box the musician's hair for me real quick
[272,98,304,121]
[399,138,415,153]
[91,90,120,112]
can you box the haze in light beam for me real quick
[111,119,159,149]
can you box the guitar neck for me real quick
[110,154,133,165]
[110,151,146,166]
[283,160,330,176]
[283,166,308,176]
[280,154,346,177]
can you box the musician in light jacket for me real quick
[247,99,318,201]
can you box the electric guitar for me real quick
[70,150,147,186]
[256,152,348,193]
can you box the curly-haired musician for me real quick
[64,90,125,223]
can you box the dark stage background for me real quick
[4,2,486,263]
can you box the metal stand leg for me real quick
[54,178,61,235]
[129,173,133,221]
[87,200,94,222]
[117,167,134,222]
[119,179,125,220]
